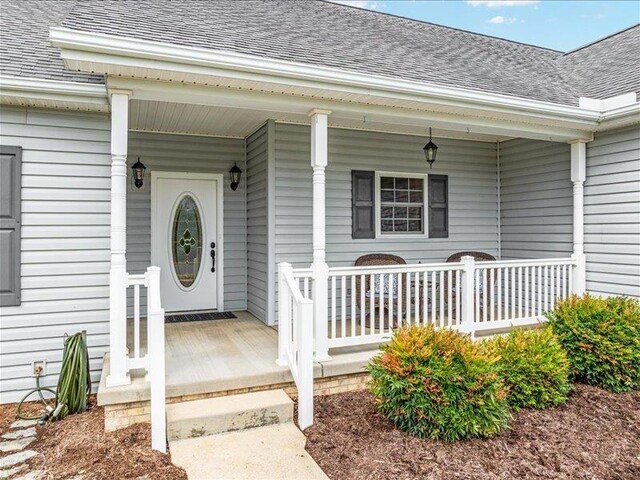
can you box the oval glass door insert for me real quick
[171,195,203,288]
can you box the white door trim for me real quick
[150,171,225,311]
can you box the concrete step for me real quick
[166,389,293,441]
[169,423,328,480]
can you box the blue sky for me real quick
[330,1,640,52]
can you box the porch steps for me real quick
[166,389,293,441]
[167,389,328,479]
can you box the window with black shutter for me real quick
[0,145,22,306]
[428,174,449,238]
[351,170,375,239]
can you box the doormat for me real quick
[165,311,237,323]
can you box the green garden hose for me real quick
[16,332,91,422]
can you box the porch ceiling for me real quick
[129,98,514,141]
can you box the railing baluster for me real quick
[369,274,375,332]
[474,269,479,325]
[351,275,356,338]
[497,268,502,322]
[456,270,461,325]
[303,277,309,299]
[331,275,336,340]
[397,273,403,328]
[517,266,522,319]
[360,274,365,337]
[389,273,394,332]
[422,271,428,325]
[544,265,549,312]
[379,274,385,333]
[448,270,454,327]
[482,269,487,323]
[439,270,445,328]
[431,271,436,325]
[134,283,140,359]
[489,268,495,322]
[524,266,529,318]
[405,271,411,325]
[341,275,347,339]
[414,272,420,325]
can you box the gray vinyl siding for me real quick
[0,107,111,404]
[274,124,499,268]
[271,123,499,321]
[499,139,573,259]
[246,124,268,321]
[584,126,640,298]
[126,132,247,311]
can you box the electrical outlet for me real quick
[32,360,47,377]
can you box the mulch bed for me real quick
[0,398,186,480]
[305,384,640,480]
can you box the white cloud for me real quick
[328,0,381,9]
[488,15,519,24]
[467,1,539,7]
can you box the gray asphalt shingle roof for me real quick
[2,0,638,107]
[0,1,104,84]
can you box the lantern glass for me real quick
[229,162,242,191]
[131,158,146,188]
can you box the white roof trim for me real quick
[49,27,603,125]
[0,75,108,111]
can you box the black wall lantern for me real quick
[229,162,242,191]
[131,157,146,189]
[423,128,438,169]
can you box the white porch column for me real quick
[570,140,587,295]
[309,109,332,361]
[107,90,131,387]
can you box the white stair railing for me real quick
[276,262,314,429]
[125,267,166,453]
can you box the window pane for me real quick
[381,190,394,202]
[410,178,423,190]
[395,177,408,189]
[394,190,408,202]
[171,195,202,288]
[409,191,423,203]
[381,206,393,219]
[381,220,394,232]
[393,206,407,218]
[394,219,408,231]
[408,220,422,232]
[408,207,422,218]
[380,177,394,189]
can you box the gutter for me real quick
[49,27,604,126]
[0,75,109,110]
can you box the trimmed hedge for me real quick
[368,325,510,441]
[483,328,571,410]
[546,294,640,393]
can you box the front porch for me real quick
[98,311,376,418]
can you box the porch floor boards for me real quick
[98,311,379,406]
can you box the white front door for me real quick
[152,172,223,313]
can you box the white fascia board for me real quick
[579,92,638,111]
[49,27,602,125]
[0,75,108,109]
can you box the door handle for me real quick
[210,242,216,273]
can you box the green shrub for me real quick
[483,328,571,410]
[546,294,640,393]
[367,325,510,441]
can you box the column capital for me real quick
[108,88,133,99]
[567,139,590,145]
[307,108,332,117]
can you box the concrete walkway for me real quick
[169,423,328,480]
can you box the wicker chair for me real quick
[445,251,497,313]
[354,253,408,329]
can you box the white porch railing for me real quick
[276,263,314,430]
[291,256,576,345]
[125,267,166,453]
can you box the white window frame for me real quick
[375,171,429,238]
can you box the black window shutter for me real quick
[428,175,448,238]
[352,170,375,239]
[0,146,22,306]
